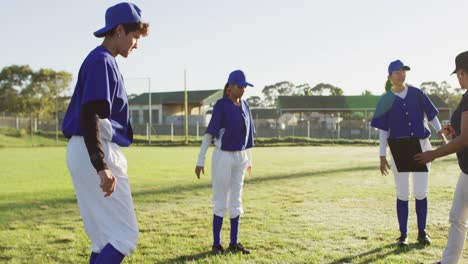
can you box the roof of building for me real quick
[277,94,449,111]
[128,89,221,105]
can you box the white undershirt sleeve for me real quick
[196,133,213,167]
[379,129,389,157]
[246,148,252,167]
[428,116,442,132]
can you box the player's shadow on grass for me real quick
[131,165,377,199]
[328,242,425,264]
[164,251,214,263]
[0,165,376,223]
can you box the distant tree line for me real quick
[0,65,73,118]
[247,80,462,111]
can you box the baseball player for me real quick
[195,70,255,255]
[416,51,468,264]
[61,3,149,263]
[371,60,445,247]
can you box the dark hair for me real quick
[223,83,229,97]
[385,79,392,92]
[105,22,150,37]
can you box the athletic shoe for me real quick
[396,234,409,247]
[212,244,224,255]
[228,243,251,254]
[418,230,432,245]
[430,262,441,264]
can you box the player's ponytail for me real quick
[385,79,392,92]
[223,83,229,97]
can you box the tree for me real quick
[261,81,298,106]
[246,96,262,107]
[420,81,462,110]
[361,90,373,96]
[310,83,344,96]
[0,65,33,113]
[0,65,73,118]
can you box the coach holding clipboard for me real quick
[371,59,446,247]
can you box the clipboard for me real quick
[387,137,428,172]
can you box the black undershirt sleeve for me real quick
[79,100,110,172]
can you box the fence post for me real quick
[337,113,341,139]
[146,123,149,142]
[307,121,310,138]
[34,118,38,133]
[171,123,174,142]
[16,116,19,130]
[196,120,199,141]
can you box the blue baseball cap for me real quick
[227,70,254,87]
[94,2,143,38]
[388,60,411,75]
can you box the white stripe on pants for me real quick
[66,136,138,256]
[390,138,432,201]
[442,172,468,264]
[211,148,249,218]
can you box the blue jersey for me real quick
[62,46,133,147]
[371,86,438,139]
[206,97,255,151]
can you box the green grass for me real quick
[0,146,464,263]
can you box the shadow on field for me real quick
[164,251,213,263]
[0,165,376,223]
[329,243,412,264]
[131,165,377,200]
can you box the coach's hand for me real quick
[414,151,436,164]
[195,166,204,179]
[98,169,116,197]
[380,156,390,176]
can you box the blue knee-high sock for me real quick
[397,199,409,236]
[94,243,125,264]
[213,214,223,246]
[415,198,428,232]
[230,216,240,246]
[89,252,99,264]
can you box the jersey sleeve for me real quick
[81,59,113,118]
[421,91,439,121]
[371,93,394,131]
[206,100,223,138]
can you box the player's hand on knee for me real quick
[380,156,390,176]
[98,169,117,197]
[195,166,204,179]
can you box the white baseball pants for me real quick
[441,172,468,264]
[390,138,432,201]
[211,147,249,218]
[66,136,138,256]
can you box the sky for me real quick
[1,0,468,99]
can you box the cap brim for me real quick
[451,68,457,75]
[402,66,411,71]
[93,26,113,38]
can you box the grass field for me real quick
[0,145,465,263]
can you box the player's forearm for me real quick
[428,116,442,132]
[379,130,389,157]
[80,100,109,172]
[196,133,213,167]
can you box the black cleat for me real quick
[418,230,432,245]
[430,262,441,264]
[212,244,225,255]
[228,243,251,254]
[396,234,409,247]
